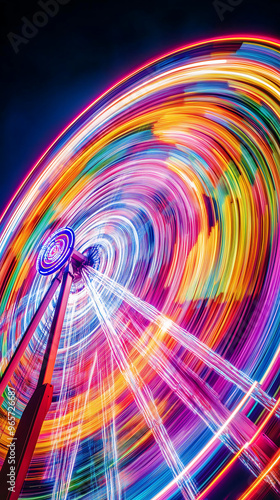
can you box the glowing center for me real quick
[37,227,75,276]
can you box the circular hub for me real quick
[37,227,75,276]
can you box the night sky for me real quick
[1,0,280,216]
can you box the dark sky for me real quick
[0,0,280,215]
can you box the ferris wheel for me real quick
[0,36,280,500]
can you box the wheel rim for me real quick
[1,36,280,500]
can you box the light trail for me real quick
[117,316,273,479]
[99,353,122,500]
[1,36,280,500]
[238,448,280,500]
[84,266,278,416]
[48,297,98,500]
[83,270,197,500]
[149,382,258,500]
[196,395,280,499]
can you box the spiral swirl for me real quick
[36,227,75,275]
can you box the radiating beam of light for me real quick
[196,395,280,499]
[48,295,97,500]
[118,317,271,479]
[149,381,258,500]
[99,352,122,500]
[83,270,197,500]
[85,266,278,416]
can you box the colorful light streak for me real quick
[197,394,280,499]
[0,36,280,499]
[84,271,197,499]
[150,381,258,500]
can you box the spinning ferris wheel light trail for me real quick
[0,36,280,500]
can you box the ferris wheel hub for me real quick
[37,227,76,276]
[83,245,101,270]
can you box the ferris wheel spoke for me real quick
[84,266,279,417]
[99,353,122,500]
[118,316,275,479]
[83,270,197,500]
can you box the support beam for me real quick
[0,264,73,500]
[0,383,53,500]
[38,263,73,387]
[72,249,87,265]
